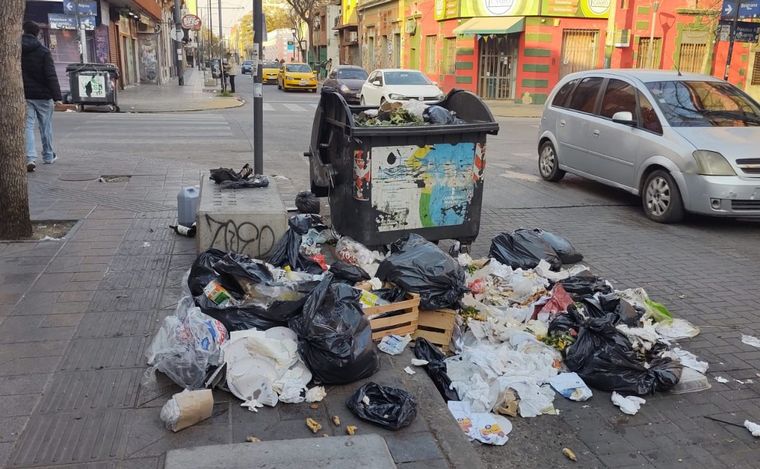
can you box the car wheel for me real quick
[538,141,565,182]
[642,170,684,223]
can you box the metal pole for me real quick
[253,0,263,174]
[218,0,226,92]
[724,0,741,80]
[174,0,185,85]
[647,1,659,69]
[75,1,87,62]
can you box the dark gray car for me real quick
[322,65,368,104]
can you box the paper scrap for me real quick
[403,366,416,375]
[411,358,429,367]
[448,400,512,446]
[377,334,412,355]
[715,376,729,384]
[745,420,760,437]
[611,392,646,415]
[549,372,593,402]
[305,386,326,403]
[741,335,760,348]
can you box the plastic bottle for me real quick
[177,186,200,227]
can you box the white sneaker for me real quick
[43,154,57,164]
[27,161,36,172]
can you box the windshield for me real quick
[337,69,368,80]
[384,71,432,85]
[262,62,279,68]
[646,80,760,127]
[286,64,312,73]
[243,61,252,65]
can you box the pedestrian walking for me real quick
[228,59,240,93]
[21,21,62,172]
[221,58,230,90]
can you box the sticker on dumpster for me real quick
[353,149,371,201]
[370,143,484,231]
[78,73,106,98]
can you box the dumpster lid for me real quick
[66,63,119,73]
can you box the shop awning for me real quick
[453,16,525,36]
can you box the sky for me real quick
[196,0,252,36]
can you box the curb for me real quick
[121,98,246,113]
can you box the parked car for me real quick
[277,63,317,92]
[241,60,253,74]
[360,69,444,106]
[322,65,368,104]
[261,61,280,84]
[538,69,760,223]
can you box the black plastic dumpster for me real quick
[66,63,120,112]
[306,90,499,250]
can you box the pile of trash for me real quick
[355,100,465,127]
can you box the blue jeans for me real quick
[25,99,55,163]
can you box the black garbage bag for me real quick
[423,105,464,125]
[219,175,269,190]
[289,274,379,384]
[531,229,583,264]
[268,214,327,274]
[413,338,459,401]
[376,234,466,310]
[346,382,417,430]
[374,286,406,303]
[559,271,612,298]
[580,294,643,327]
[188,248,228,297]
[489,229,562,271]
[295,191,321,214]
[329,261,370,284]
[209,164,253,184]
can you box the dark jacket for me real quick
[22,34,62,101]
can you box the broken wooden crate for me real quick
[413,308,457,352]
[363,293,420,341]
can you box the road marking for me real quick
[283,103,307,112]
[262,103,274,111]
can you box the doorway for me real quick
[560,29,599,78]
[478,34,518,100]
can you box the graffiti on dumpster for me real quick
[203,214,276,256]
[370,143,484,232]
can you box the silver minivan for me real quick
[538,69,760,222]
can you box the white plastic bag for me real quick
[611,392,646,415]
[549,372,593,402]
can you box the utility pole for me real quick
[218,0,226,92]
[647,1,660,69]
[74,1,88,62]
[174,0,185,85]
[724,0,742,81]
[253,0,263,174]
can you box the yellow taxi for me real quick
[261,61,280,84]
[277,63,318,92]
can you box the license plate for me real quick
[300,79,309,85]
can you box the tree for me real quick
[265,5,293,32]
[284,0,329,64]
[0,0,33,239]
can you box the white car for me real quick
[360,69,444,106]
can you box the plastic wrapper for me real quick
[531,229,583,264]
[346,382,417,430]
[188,248,227,297]
[145,297,229,389]
[448,400,511,445]
[413,338,460,402]
[268,214,328,273]
[376,234,467,310]
[489,229,561,271]
[295,191,321,214]
[329,261,370,284]
[335,236,381,267]
[288,274,380,384]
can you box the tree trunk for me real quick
[0,0,33,239]
[307,19,314,65]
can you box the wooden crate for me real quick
[413,308,457,353]
[363,293,420,341]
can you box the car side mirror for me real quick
[372,79,381,86]
[612,111,636,126]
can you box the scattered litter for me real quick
[741,334,760,348]
[346,382,417,430]
[246,435,261,443]
[662,348,708,373]
[549,372,593,402]
[332,416,341,426]
[309,403,319,410]
[736,379,745,384]
[744,420,760,437]
[414,338,459,402]
[40,235,62,241]
[346,425,357,435]
[404,366,416,375]
[655,318,700,340]
[715,376,729,383]
[305,386,327,403]
[241,400,263,412]
[378,334,412,355]
[143,242,151,248]
[448,400,512,446]
[562,447,578,462]
[306,418,322,433]
[611,392,646,415]
[411,358,429,367]
[160,389,214,432]
[670,368,711,394]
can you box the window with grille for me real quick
[442,38,456,75]
[678,42,706,73]
[752,52,760,86]
[636,37,662,68]
[560,30,599,78]
[425,36,437,73]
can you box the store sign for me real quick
[63,0,97,16]
[460,0,539,17]
[48,13,94,30]
[541,0,611,18]
[181,14,202,31]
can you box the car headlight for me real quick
[693,150,736,176]
[436,94,445,101]
[388,93,407,100]
[340,84,351,93]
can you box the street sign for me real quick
[722,0,760,19]
[48,13,77,29]
[181,14,202,31]
[719,20,760,42]
[63,0,97,16]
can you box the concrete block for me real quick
[197,176,286,259]
[164,434,396,469]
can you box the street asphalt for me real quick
[2,73,760,468]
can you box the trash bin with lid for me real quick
[306,90,499,250]
[66,63,120,112]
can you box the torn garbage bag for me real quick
[531,229,583,264]
[376,234,466,310]
[329,261,370,284]
[187,248,227,297]
[145,297,229,389]
[295,191,321,214]
[268,214,327,273]
[489,229,561,271]
[413,338,459,401]
[346,382,417,430]
[289,274,379,384]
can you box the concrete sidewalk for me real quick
[118,69,245,113]
[484,100,544,118]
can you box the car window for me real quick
[337,69,369,80]
[638,92,663,134]
[567,77,603,114]
[552,79,578,108]
[367,71,376,82]
[647,80,760,127]
[600,79,637,119]
[286,64,312,72]
[384,71,431,85]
